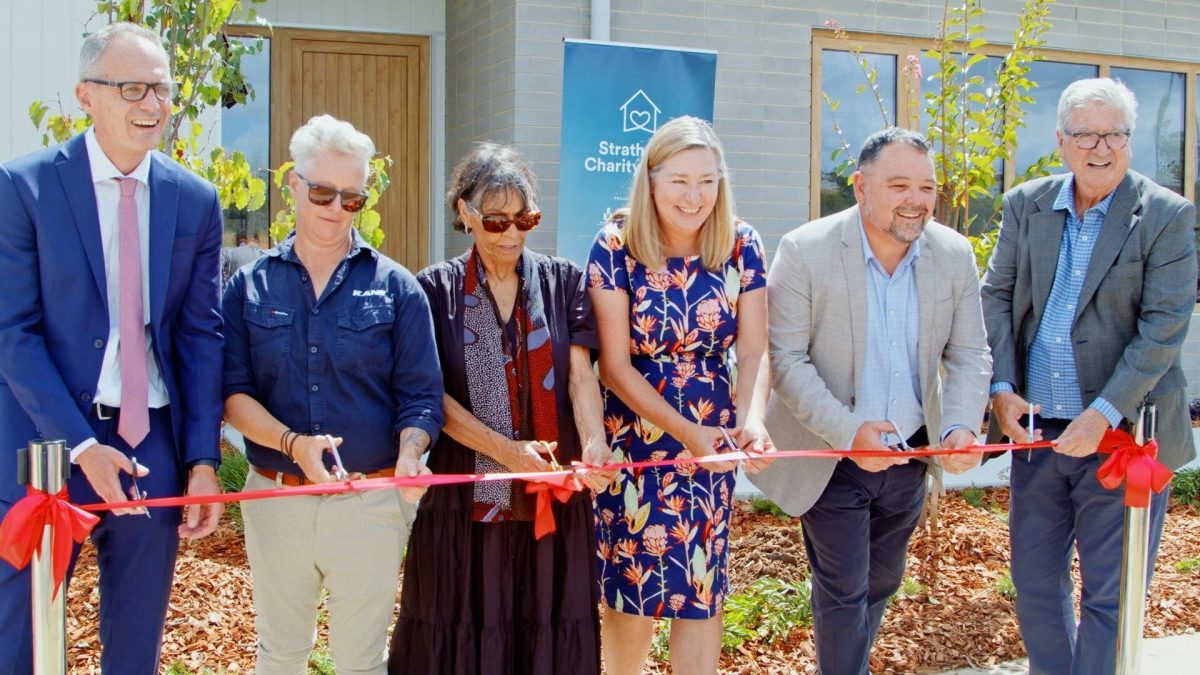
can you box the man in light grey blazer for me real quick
[981,78,1196,675]
[750,128,991,674]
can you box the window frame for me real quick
[810,29,1200,221]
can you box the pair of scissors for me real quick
[323,434,350,481]
[129,456,151,518]
[885,420,914,451]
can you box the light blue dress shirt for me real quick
[991,177,1123,428]
[856,218,923,447]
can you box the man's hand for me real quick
[179,464,222,539]
[291,435,338,484]
[76,444,148,516]
[992,391,1042,443]
[736,422,776,474]
[939,428,982,474]
[849,420,910,473]
[1053,408,1110,457]
[579,439,618,492]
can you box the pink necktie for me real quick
[116,178,149,448]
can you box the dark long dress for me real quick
[388,251,601,675]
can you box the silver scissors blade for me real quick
[129,456,150,518]
[717,427,738,454]
[324,435,349,480]
[886,420,912,451]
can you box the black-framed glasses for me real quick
[83,79,180,102]
[466,204,541,233]
[295,172,368,213]
[1066,130,1131,151]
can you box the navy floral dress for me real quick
[586,220,767,619]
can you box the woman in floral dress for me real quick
[586,116,772,674]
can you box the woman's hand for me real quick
[680,423,739,473]
[736,422,777,474]
[579,439,618,492]
[501,440,557,473]
[292,435,339,483]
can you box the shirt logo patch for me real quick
[353,289,390,299]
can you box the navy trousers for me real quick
[0,406,182,675]
[801,453,928,675]
[1010,419,1169,675]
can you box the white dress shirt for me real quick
[72,128,169,460]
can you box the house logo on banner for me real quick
[621,90,660,133]
[557,39,717,264]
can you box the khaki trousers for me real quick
[242,468,415,675]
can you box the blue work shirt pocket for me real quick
[244,301,295,380]
[335,302,395,377]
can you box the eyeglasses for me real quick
[83,79,180,102]
[466,204,541,233]
[1066,130,1131,151]
[295,172,368,213]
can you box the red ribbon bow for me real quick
[0,486,99,598]
[1096,429,1174,508]
[524,473,584,540]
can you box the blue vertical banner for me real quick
[557,39,717,264]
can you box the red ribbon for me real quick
[0,486,99,598]
[524,472,585,540]
[1096,429,1174,508]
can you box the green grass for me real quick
[961,486,987,509]
[995,571,1017,601]
[217,445,249,531]
[1171,468,1199,508]
[722,577,813,652]
[308,639,336,675]
[1175,557,1200,573]
[747,496,790,519]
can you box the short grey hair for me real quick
[288,115,376,178]
[445,143,538,232]
[857,127,933,170]
[79,22,168,80]
[1056,78,1138,133]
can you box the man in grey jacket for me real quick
[751,127,991,674]
[981,77,1196,675]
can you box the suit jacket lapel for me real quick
[839,212,868,389]
[56,136,108,314]
[1027,180,1066,334]
[1075,174,1138,322]
[914,232,938,392]
[148,156,178,335]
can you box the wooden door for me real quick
[271,29,430,272]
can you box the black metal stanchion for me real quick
[1115,404,1155,675]
[26,439,69,675]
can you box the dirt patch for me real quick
[59,489,1200,674]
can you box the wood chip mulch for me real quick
[61,488,1199,674]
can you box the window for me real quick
[811,30,1200,222]
[220,35,271,275]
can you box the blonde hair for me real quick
[615,116,736,272]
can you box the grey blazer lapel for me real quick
[914,233,939,392]
[1027,183,1065,335]
[839,213,868,389]
[1075,174,1138,322]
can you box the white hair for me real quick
[288,115,376,177]
[1056,77,1138,133]
[79,22,168,80]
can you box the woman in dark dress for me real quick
[388,143,616,675]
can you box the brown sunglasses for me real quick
[296,172,368,213]
[467,204,541,233]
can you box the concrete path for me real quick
[935,631,1200,674]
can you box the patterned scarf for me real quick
[462,247,559,518]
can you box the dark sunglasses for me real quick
[84,79,180,102]
[467,204,541,233]
[295,172,368,213]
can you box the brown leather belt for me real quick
[252,465,395,487]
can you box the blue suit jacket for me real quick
[0,133,224,502]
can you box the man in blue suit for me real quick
[0,22,224,674]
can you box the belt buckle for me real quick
[94,402,115,421]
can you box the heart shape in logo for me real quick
[628,109,652,131]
